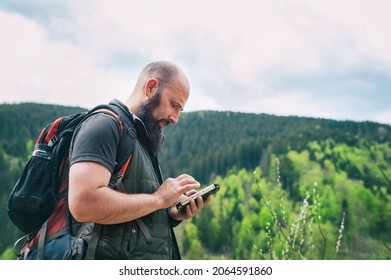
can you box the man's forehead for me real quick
[167,80,189,106]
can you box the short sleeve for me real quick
[69,113,122,172]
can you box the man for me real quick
[68,61,210,259]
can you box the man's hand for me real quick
[153,174,200,209]
[168,189,212,221]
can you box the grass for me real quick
[252,158,346,260]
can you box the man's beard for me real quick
[138,91,168,156]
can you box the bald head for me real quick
[126,61,190,114]
[137,61,189,91]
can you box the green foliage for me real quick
[177,149,391,259]
[0,247,15,260]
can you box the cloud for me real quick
[0,10,131,108]
[0,0,391,125]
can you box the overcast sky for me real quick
[1,0,391,125]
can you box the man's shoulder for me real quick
[83,111,123,132]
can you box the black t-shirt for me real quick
[70,113,122,173]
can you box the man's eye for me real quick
[171,101,183,111]
[172,102,179,109]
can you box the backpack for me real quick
[6,102,136,259]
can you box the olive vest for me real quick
[91,106,181,259]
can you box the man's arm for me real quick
[68,161,201,224]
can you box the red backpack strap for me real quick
[118,154,132,179]
[33,117,63,146]
[113,154,132,193]
[44,117,63,144]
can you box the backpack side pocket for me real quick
[7,143,56,234]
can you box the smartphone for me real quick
[176,183,220,212]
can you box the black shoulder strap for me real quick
[85,101,137,173]
[84,101,154,260]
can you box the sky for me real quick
[1,0,391,125]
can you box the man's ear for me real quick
[145,78,159,98]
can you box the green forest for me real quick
[0,103,390,260]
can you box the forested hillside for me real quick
[0,103,390,259]
[159,111,391,259]
[0,103,85,158]
[160,111,391,187]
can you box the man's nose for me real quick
[169,112,179,125]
